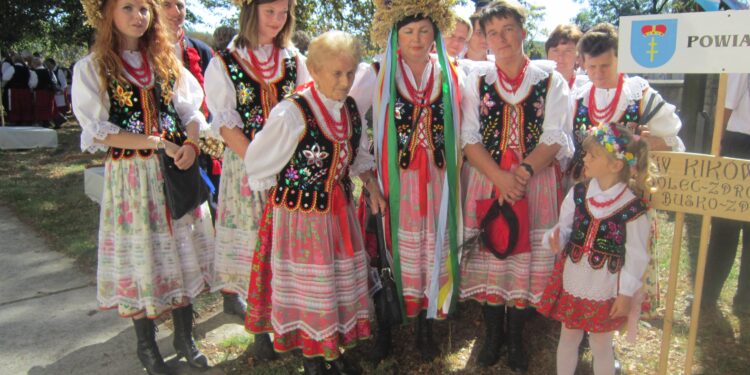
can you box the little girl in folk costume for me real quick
[537,123,652,375]
[203,0,309,360]
[73,0,213,373]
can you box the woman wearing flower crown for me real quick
[203,0,310,361]
[537,123,653,375]
[72,0,213,373]
[349,0,465,363]
[243,30,382,375]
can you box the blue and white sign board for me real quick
[618,10,750,73]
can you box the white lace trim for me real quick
[81,121,121,153]
[562,257,619,301]
[210,109,243,136]
[539,129,574,160]
[272,310,370,341]
[248,177,276,192]
[461,131,483,148]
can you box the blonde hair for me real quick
[452,15,473,39]
[306,31,362,73]
[91,0,181,96]
[582,124,656,197]
[234,0,296,50]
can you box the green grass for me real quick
[0,124,102,270]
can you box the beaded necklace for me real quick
[120,50,152,87]
[588,185,628,208]
[249,46,279,80]
[398,57,434,108]
[588,73,624,124]
[310,85,349,142]
[496,58,529,95]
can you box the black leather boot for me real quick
[477,304,505,367]
[302,357,326,375]
[325,353,363,375]
[506,307,529,372]
[415,311,441,362]
[249,332,278,361]
[171,304,209,369]
[132,318,174,375]
[222,292,247,318]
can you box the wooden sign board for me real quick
[649,151,750,222]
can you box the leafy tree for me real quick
[571,0,693,30]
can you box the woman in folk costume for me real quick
[568,23,684,321]
[203,0,310,360]
[459,1,573,370]
[31,56,58,126]
[537,123,652,375]
[349,0,465,363]
[3,54,37,125]
[73,1,213,373]
[243,31,384,375]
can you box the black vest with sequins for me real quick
[373,61,446,170]
[478,74,550,164]
[217,49,298,142]
[564,183,647,274]
[271,95,362,213]
[107,79,184,160]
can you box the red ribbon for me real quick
[185,46,209,117]
[331,184,355,257]
[409,147,431,218]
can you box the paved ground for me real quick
[0,205,228,374]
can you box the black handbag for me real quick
[157,149,210,220]
[372,212,403,327]
[153,85,209,220]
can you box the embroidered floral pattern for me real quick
[238,82,255,105]
[303,143,329,168]
[113,83,134,107]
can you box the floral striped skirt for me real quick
[459,163,559,308]
[212,149,266,298]
[270,204,371,360]
[97,155,214,318]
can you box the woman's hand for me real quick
[491,169,525,204]
[548,227,562,254]
[173,144,197,170]
[164,140,180,159]
[609,294,632,318]
[365,180,388,215]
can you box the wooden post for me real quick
[657,212,685,375]
[683,73,727,374]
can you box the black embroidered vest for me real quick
[106,79,185,160]
[373,61,446,169]
[271,95,362,213]
[33,68,55,90]
[478,74,550,164]
[217,49,298,142]
[568,95,641,179]
[563,183,647,274]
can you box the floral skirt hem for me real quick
[537,259,625,333]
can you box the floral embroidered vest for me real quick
[217,49,298,142]
[270,94,362,213]
[564,183,647,274]
[478,75,550,164]
[107,79,184,160]
[373,61,446,169]
[568,96,641,179]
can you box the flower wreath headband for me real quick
[586,122,638,166]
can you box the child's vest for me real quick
[564,182,647,274]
